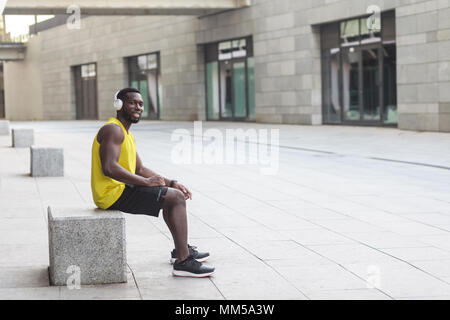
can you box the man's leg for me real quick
[162,188,190,262]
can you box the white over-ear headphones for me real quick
[113,90,123,111]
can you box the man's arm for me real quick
[98,124,165,187]
[136,151,192,200]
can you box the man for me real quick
[91,88,215,278]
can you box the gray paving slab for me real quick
[380,247,450,262]
[0,287,61,300]
[272,263,370,295]
[1,121,450,299]
[343,231,431,249]
[305,289,392,300]
[418,234,450,251]
[138,278,225,300]
[0,266,50,288]
[408,260,450,279]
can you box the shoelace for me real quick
[179,255,201,266]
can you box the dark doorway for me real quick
[73,63,98,120]
[0,63,5,119]
[205,37,255,121]
[321,11,397,126]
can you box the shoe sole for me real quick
[170,256,209,264]
[172,270,215,278]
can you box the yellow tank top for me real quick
[91,117,136,209]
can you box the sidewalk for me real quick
[1,121,450,300]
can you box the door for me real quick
[342,45,382,124]
[74,64,98,120]
[220,60,233,119]
[233,60,248,119]
[361,46,382,121]
[219,59,248,120]
[0,90,4,119]
[342,47,360,121]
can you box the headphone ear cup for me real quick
[114,99,123,111]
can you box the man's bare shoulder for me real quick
[97,123,124,144]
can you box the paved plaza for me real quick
[1,121,450,300]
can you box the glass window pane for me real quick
[219,41,232,61]
[137,55,147,70]
[383,44,397,124]
[206,62,220,120]
[341,19,359,47]
[232,39,247,58]
[233,61,247,118]
[128,53,161,120]
[81,65,88,78]
[362,48,381,120]
[145,69,159,118]
[88,64,96,77]
[147,54,158,70]
[360,17,381,45]
[157,73,163,114]
[139,80,149,119]
[322,48,341,124]
[220,61,233,117]
[247,57,255,121]
[342,47,360,121]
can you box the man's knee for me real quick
[163,188,185,208]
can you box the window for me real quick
[205,37,255,121]
[81,63,96,78]
[127,53,161,120]
[321,11,397,125]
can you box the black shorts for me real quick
[107,185,169,217]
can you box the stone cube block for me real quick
[31,146,64,177]
[12,129,34,147]
[48,206,127,286]
[0,120,10,135]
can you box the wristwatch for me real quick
[169,180,177,187]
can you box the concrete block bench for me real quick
[0,120,10,135]
[47,206,127,286]
[31,146,64,177]
[12,128,34,147]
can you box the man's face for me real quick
[122,92,144,123]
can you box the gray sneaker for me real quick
[172,255,215,278]
[170,245,210,264]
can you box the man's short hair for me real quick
[117,88,141,103]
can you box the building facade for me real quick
[2,0,450,132]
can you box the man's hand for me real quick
[173,182,192,200]
[146,175,166,187]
